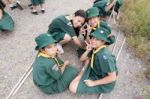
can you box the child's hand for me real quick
[61,60,69,73]
[84,79,95,87]
[0,10,3,20]
[64,60,69,66]
[85,41,92,52]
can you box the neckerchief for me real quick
[90,45,106,68]
[38,52,63,70]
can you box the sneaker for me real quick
[28,4,33,9]
[28,4,32,7]
[56,44,64,54]
[31,11,38,15]
[9,4,17,10]
[41,10,45,14]
[16,1,23,10]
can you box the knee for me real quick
[69,81,78,94]
[64,34,71,42]
[69,82,76,93]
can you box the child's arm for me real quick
[0,9,3,20]
[61,60,69,73]
[84,72,117,87]
[80,50,90,61]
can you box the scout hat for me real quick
[90,28,115,45]
[86,7,102,19]
[35,33,56,50]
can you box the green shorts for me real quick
[76,66,102,94]
[39,66,78,94]
[49,32,66,42]
[77,80,103,94]
[0,12,14,32]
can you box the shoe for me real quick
[16,1,23,10]
[1,29,7,32]
[31,11,38,15]
[10,5,17,10]
[28,4,33,9]
[28,4,32,7]
[41,10,45,14]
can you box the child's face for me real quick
[72,16,85,28]
[44,44,58,56]
[88,16,100,28]
[91,37,105,48]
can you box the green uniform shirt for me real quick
[77,47,118,93]
[32,54,78,94]
[0,11,14,32]
[48,15,77,42]
[93,0,124,16]
[93,0,109,16]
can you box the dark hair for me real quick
[74,9,86,19]
[105,35,115,45]
[0,1,5,10]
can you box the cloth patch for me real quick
[52,64,59,71]
[100,30,104,33]
[103,55,108,60]
[67,22,73,27]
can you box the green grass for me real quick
[119,0,150,80]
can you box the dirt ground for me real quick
[0,0,149,99]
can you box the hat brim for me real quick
[35,40,57,50]
[87,13,100,19]
[90,32,110,43]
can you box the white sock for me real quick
[56,43,64,54]
[41,8,45,10]
[9,4,15,7]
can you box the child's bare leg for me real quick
[32,5,37,11]
[40,4,45,13]
[0,9,3,19]
[69,67,85,93]
[57,34,71,54]
[31,5,38,15]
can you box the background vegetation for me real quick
[119,0,150,80]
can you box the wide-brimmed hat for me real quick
[90,28,115,45]
[86,7,101,19]
[35,33,56,50]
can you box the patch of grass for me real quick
[142,85,150,99]
[119,0,150,81]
